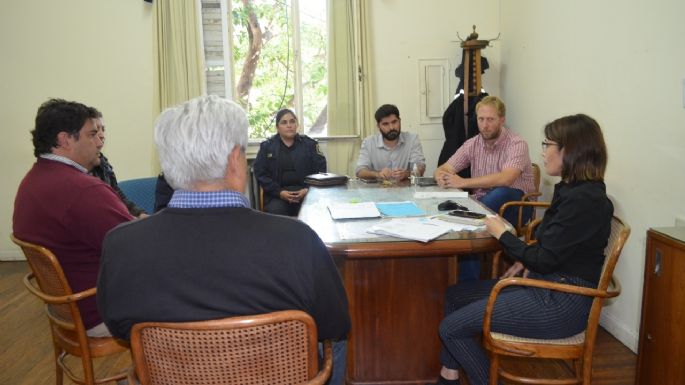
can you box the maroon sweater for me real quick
[13,158,133,328]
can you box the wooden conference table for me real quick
[298,180,502,385]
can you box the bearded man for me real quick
[355,104,426,181]
[435,95,535,281]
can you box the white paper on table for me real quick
[328,202,381,220]
[414,191,468,199]
[337,222,382,240]
[367,218,454,243]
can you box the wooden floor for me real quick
[0,261,637,384]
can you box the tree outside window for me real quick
[202,0,328,139]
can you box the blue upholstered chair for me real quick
[118,177,157,215]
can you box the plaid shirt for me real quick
[446,127,535,200]
[168,190,249,209]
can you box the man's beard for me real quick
[382,129,400,141]
[480,126,502,141]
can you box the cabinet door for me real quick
[638,236,685,385]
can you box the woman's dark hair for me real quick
[275,109,297,126]
[31,98,95,158]
[544,114,607,183]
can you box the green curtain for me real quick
[151,0,206,172]
[326,0,357,176]
[356,0,377,140]
[153,0,206,113]
[326,0,376,177]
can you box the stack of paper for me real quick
[367,218,454,243]
[328,202,381,220]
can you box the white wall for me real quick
[368,0,685,352]
[367,0,501,175]
[499,0,685,351]
[0,1,155,259]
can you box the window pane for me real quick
[299,0,328,136]
[232,0,295,139]
[229,0,328,139]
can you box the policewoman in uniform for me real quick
[254,109,327,216]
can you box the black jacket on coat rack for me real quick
[438,49,489,176]
[438,92,489,176]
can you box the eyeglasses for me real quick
[541,141,560,150]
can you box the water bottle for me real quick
[388,160,397,184]
[410,163,418,185]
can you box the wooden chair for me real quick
[488,164,544,278]
[128,310,333,385]
[490,201,551,279]
[500,163,543,237]
[10,234,129,385]
[482,216,631,385]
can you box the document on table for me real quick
[367,218,454,243]
[328,202,381,220]
[414,191,468,199]
[337,222,382,240]
[375,201,426,217]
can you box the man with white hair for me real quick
[97,95,350,384]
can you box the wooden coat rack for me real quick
[457,26,499,130]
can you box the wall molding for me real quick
[601,311,638,353]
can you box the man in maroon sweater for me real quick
[13,98,133,337]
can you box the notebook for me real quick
[328,202,381,220]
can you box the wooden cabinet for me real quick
[636,227,685,385]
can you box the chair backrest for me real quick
[130,310,321,385]
[583,216,630,351]
[118,177,157,214]
[598,217,630,290]
[596,216,630,296]
[531,162,541,195]
[11,234,79,329]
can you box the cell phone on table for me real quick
[448,210,486,219]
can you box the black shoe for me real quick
[426,375,459,385]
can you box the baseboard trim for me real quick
[600,311,639,353]
[0,249,25,261]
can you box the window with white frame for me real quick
[201,0,328,139]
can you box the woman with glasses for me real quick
[430,114,613,385]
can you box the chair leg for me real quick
[488,354,499,385]
[82,355,96,385]
[570,358,591,385]
[581,359,592,385]
[53,344,64,385]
